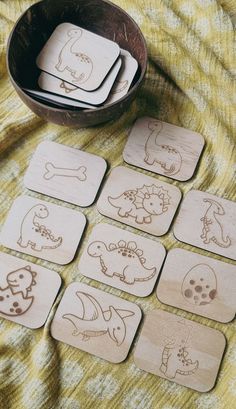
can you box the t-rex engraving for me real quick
[144,121,182,176]
[43,162,87,181]
[87,240,156,284]
[200,198,231,248]
[0,266,36,316]
[63,291,134,345]
[55,29,93,85]
[17,204,62,251]
[160,319,199,379]
[108,184,170,224]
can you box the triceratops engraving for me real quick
[17,204,62,251]
[87,240,156,284]
[144,121,182,176]
[0,266,36,316]
[63,291,134,345]
[160,319,199,379]
[108,185,171,224]
[55,29,93,85]
[200,198,231,248]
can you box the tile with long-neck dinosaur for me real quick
[123,117,205,181]
[174,190,236,260]
[51,282,142,363]
[0,195,86,265]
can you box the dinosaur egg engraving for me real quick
[181,264,217,307]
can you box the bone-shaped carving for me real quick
[44,162,87,181]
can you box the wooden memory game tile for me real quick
[36,23,120,91]
[51,282,142,363]
[0,251,61,329]
[24,141,107,207]
[123,117,205,181]
[97,166,182,236]
[174,190,236,260]
[134,309,226,392]
[157,248,236,323]
[0,195,86,265]
[79,223,166,297]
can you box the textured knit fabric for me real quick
[0,1,235,408]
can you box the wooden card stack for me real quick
[24,23,138,109]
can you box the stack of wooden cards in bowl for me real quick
[24,23,138,110]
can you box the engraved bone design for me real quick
[160,319,199,379]
[0,266,36,316]
[200,198,231,248]
[63,291,134,345]
[55,29,93,84]
[17,204,62,251]
[108,184,170,224]
[44,162,87,181]
[144,121,182,176]
[87,240,156,284]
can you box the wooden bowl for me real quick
[7,0,147,127]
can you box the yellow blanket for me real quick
[0,0,235,408]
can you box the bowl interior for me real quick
[8,0,147,103]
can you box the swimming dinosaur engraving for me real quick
[200,198,231,248]
[63,291,134,345]
[87,240,156,284]
[0,266,36,316]
[144,121,182,176]
[17,204,62,251]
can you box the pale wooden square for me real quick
[134,309,226,392]
[157,248,236,323]
[79,223,166,297]
[0,251,61,329]
[0,195,86,265]
[51,282,142,363]
[38,57,122,106]
[24,141,107,207]
[174,190,236,260]
[123,117,205,181]
[36,23,120,91]
[97,166,182,236]
[23,88,96,109]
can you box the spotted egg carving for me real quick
[181,264,217,306]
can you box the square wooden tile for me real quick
[97,166,182,236]
[123,117,205,181]
[36,23,120,91]
[174,190,236,260]
[24,141,107,207]
[157,248,236,323]
[0,195,86,265]
[134,309,226,392]
[0,252,61,329]
[79,223,166,297]
[51,282,142,363]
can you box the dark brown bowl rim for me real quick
[6,0,148,115]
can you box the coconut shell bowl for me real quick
[7,0,147,127]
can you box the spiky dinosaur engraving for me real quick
[63,291,134,345]
[108,185,171,224]
[200,198,231,248]
[17,204,62,251]
[87,240,156,284]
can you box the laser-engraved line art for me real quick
[0,266,36,316]
[111,80,129,94]
[62,291,134,345]
[108,185,170,224]
[144,121,182,176]
[87,240,156,284]
[200,198,231,248]
[181,264,217,306]
[60,81,77,93]
[160,319,199,379]
[55,29,93,85]
[43,162,87,181]
[17,204,62,251]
